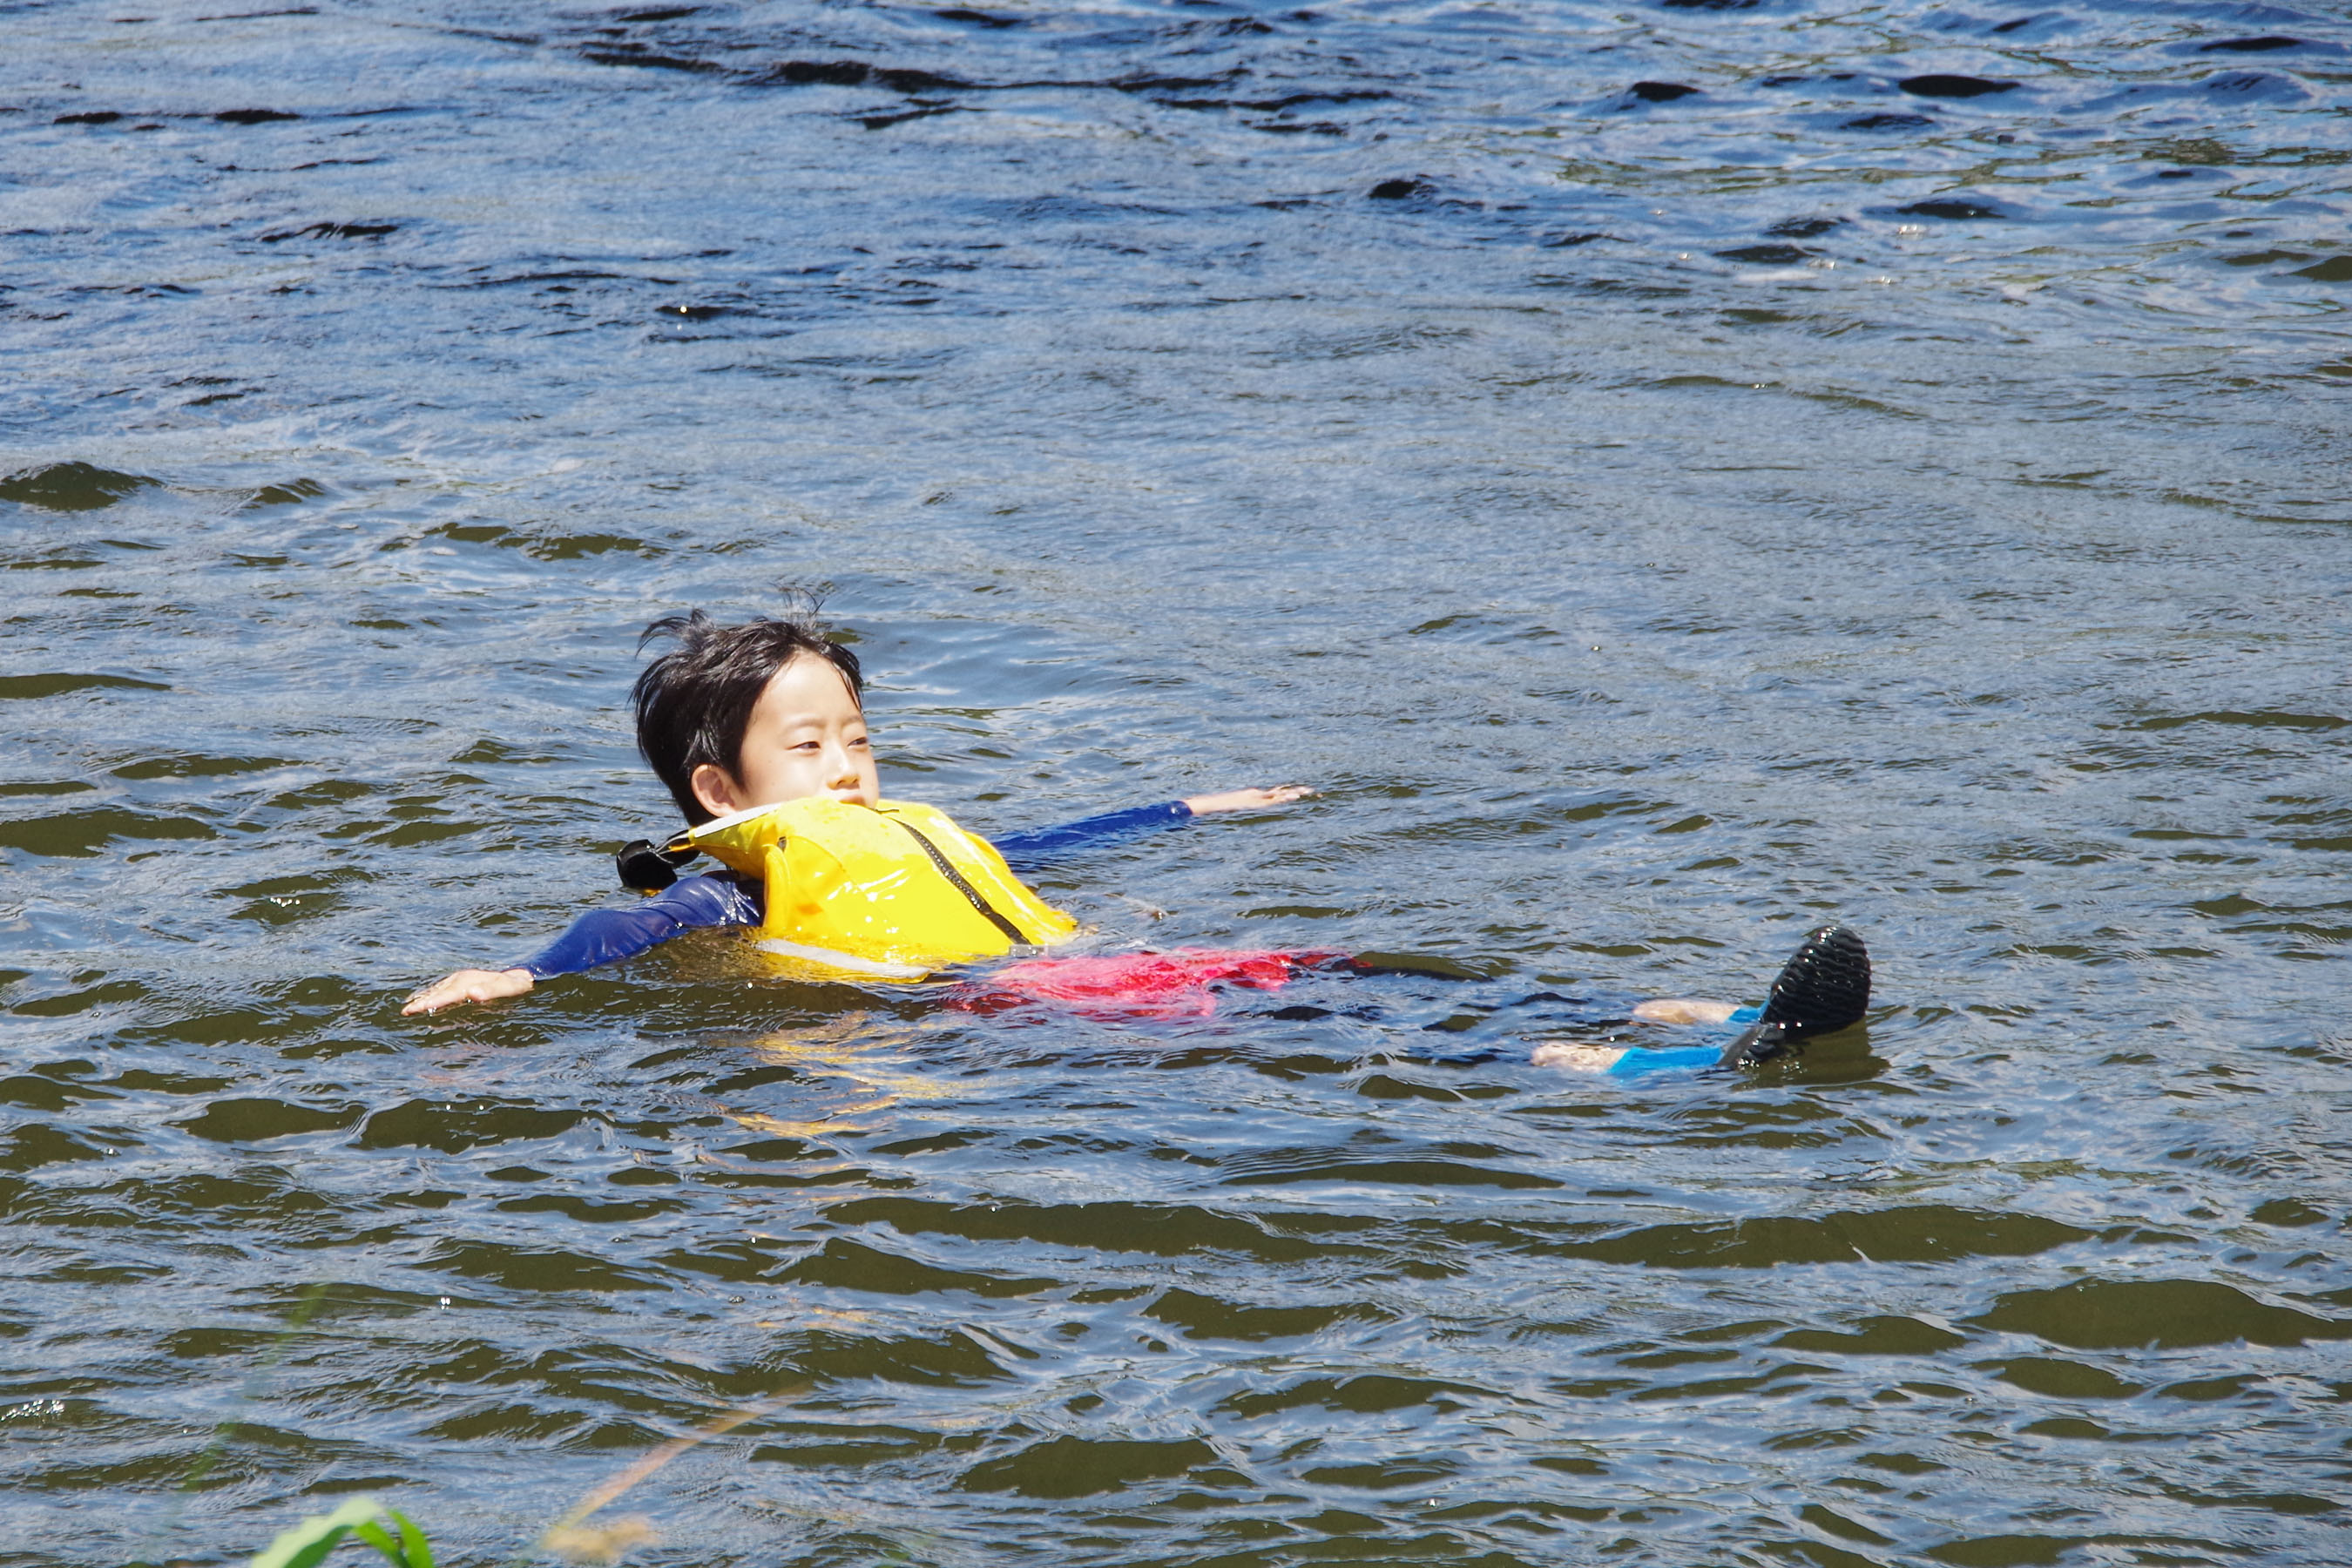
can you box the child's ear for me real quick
[689,762,743,818]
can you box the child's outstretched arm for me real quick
[1183,786,1314,813]
[992,786,1313,872]
[402,873,758,1015]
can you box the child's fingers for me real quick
[402,969,531,1015]
[402,977,468,1015]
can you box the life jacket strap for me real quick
[882,814,1030,945]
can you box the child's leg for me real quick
[1534,1039,1729,1075]
[1629,997,1744,1025]
[1535,924,1871,1076]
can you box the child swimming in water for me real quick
[405,608,1870,1074]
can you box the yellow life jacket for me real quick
[682,798,1078,981]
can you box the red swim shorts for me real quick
[955,948,1347,1018]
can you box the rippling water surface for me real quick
[5,0,2352,1563]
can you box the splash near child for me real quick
[404,606,1871,1074]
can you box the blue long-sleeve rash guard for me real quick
[516,800,1193,980]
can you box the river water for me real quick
[5,1,2351,1563]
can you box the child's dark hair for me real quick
[632,608,864,825]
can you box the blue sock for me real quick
[1602,1005,1761,1076]
[1605,1044,1725,1076]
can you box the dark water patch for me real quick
[1219,1374,1501,1419]
[956,1435,1223,1497]
[1971,1280,2352,1350]
[779,1237,1054,1297]
[935,9,1022,29]
[258,221,398,242]
[751,1418,950,1469]
[858,104,960,132]
[243,479,326,507]
[0,1125,120,1172]
[757,60,969,94]
[1215,1142,1563,1189]
[2130,709,2345,733]
[1628,82,1700,104]
[495,1191,687,1222]
[1557,1206,2091,1268]
[172,1097,364,1143]
[0,807,215,857]
[1923,1534,2085,1567]
[1155,91,1390,114]
[827,1195,1366,1262]
[0,462,159,510]
[0,1074,122,1112]
[1716,244,1815,265]
[1301,1456,1459,1490]
[2248,1198,2329,1228]
[1843,112,1935,131]
[1144,1286,1387,1342]
[423,1240,667,1294]
[450,267,664,290]
[1899,75,2017,99]
[213,108,301,124]
[8,979,146,1019]
[2202,37,2305,54]
[653,1238,794,1284]
[1899,199,2006,220]
[583,48,724,74]
[787,1325,1022,1388]
[111,753,294,779]
[1980,1355,2144,1399]
[55,111,124,125]
[354,1098,595,1153]
[2201,71,2307,100]
[1774,1315,1968,1355]
[0,672,167,699]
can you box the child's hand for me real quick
[402,968,534,1016]
[1183,785,1315,814]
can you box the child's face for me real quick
[689,654,879,818]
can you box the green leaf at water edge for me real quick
[250,1498,384,1568]
[355,1511,436,1568]
[250,1498,434,1568]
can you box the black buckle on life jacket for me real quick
[616,834,697,892]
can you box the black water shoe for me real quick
[1716,923,1871,1069]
